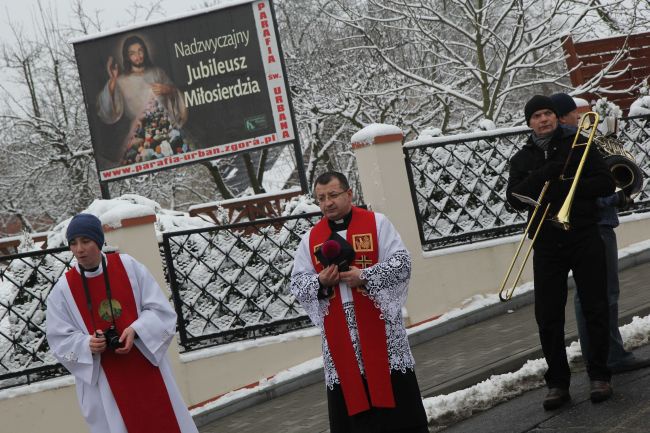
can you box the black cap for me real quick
[550,93,578,118]
[524,95,558,125]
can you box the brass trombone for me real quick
[498,111,600,301]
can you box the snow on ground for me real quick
[424,315,650,429]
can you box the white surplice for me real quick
[290,212,416,390]
[46,253,198,433]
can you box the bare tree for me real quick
[318,0,631,128]
[0,4,97,231]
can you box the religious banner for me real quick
[72,0,296,181]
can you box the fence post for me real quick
[352,124,424,324]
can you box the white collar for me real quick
[73,252,108,277]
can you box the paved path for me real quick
[199,259,650,433]
[444,344,650,433]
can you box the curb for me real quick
[192,244,650,426]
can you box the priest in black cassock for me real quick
[291,171,429,433]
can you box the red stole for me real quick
[309,207,395,415]
[66,254,181,433]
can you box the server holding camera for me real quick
[46,214,197,433]
[291,172,428,433]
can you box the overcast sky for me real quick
[0,0,228,102]
[0,0,219,45]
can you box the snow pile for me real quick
[423,358,547,426]
[281,194,320,216]
[620,314,650,348]
[424,315,650,428]
[476,119,496,131]
[47,194,214,247]
[629,96,650,116]
[419,127,443,139]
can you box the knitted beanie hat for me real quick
[524,95,558,125]
[66,214,104,248]
[550,93,578,118]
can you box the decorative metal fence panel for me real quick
[404,115,650,250]
[0,247,73,390]
[162,211,322,352]
[618,115,650,200]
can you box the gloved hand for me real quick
[616,190,634,211]
[545,179,571,203]
[537,161,564,181]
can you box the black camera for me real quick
[100,325,123,350]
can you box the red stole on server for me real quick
[66,253,181,433]
[309,207,395,415]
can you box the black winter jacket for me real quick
[506,126,615,242]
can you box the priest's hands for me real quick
[115,327,136,355]
[318,264,339,287]
[318,265,367,290]
[340,266,366,289]
[90,331,107,354]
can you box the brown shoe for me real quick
[543,387,570,410]
[590,380,613,403]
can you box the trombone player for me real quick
[506,95,615,410]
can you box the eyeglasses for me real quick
[315,190,349,203]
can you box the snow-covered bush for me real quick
[593,97,623,119]
[593,98,623,135]
[630,96,650,117]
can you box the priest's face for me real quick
[70,236,102,269]
[315,179,353,221]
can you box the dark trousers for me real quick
[327,370,429,433]
[575,225,633,368]
[533,225,611,389]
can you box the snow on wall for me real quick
[351,123,404,145]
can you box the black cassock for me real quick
[327,370,428,433]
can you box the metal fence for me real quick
[404,115,650,250]
[0,210,321,388]
[4,115,650,388]
[0,247,73,390]
[161,211,322,352]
